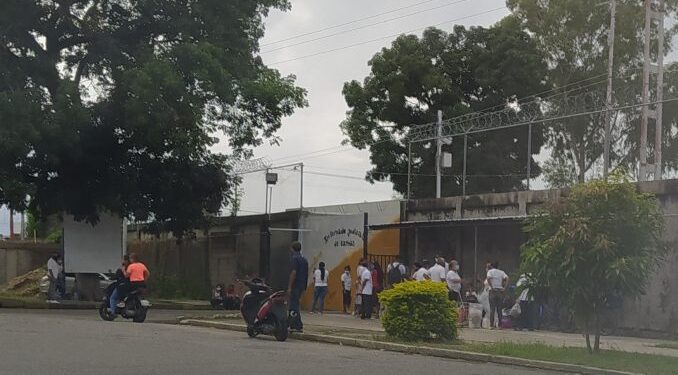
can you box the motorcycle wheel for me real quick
[246,326,258,338]
[274,318,288,342]
[133,306,148,323]
[99,302,116,321]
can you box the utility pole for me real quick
[20,212,25,241]
[264,167,270,214]
[603,0,616,179]
[9,209,14,240]
[639,0,666,181]
[436,110,442,198]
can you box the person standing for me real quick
[46,252,62,303]
[56,255,66,299]
[311,262,329,314]
[372,261,384,317]
[446,260,463,302]
[386,256,407,287]
[360,261,374,319]
[412,262,430,281]
[354,258,366,316]
[287,241,308,332]
[341,266,352,314]
[516,273,535,331]
[485,261,509,329]
[429,258,447,283]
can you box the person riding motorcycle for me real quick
[108,255,131,314]
[124,253,150,294]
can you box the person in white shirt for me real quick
[485,261,509,329]
[435,255,450,274]
[411,262,430,281]
[311,262,329,314]
[360,261,374,319]
[356,258,366,279]
[46,253,62,303]
[341,266,352,314]
[429,258,447,283]
[516,273,535,331]
[446,260,463,302]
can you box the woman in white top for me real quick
[311,262,329,314]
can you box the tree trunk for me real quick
[594,313,601,353]
[584,319,592,354]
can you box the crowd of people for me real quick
[295,250,536,331]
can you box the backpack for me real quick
[388,262,404,285]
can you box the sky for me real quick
[1,0,677,233]
[213,0,512,216]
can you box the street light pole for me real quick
[436,110,442,199]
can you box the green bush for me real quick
[379,280,458,342]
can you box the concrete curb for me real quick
[0,298,211,311]
[179,319,641,375]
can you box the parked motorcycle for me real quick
[240,278,288,342]
[99,283,151,323]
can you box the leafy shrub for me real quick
[379,280,458,342]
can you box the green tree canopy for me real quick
[508,0,678,182]
[340,17,548,198]
[0,0,307,235]
[521,175,665,353]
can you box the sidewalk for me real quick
[296,312,678,358]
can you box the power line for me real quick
[269,7,506,65]
[261,0,473,54]
[262,0,448,47]
[269,145,346,164]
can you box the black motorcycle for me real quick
[99,283,150,323]
[240,278,288,342]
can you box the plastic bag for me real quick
[510,302,521,318]
[478,288,491,314]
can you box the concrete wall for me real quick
[127,238,211,297]
[403,179,678,335]
[617,192,678,337]
[0,242,59,285]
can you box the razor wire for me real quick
[406,79,675,143]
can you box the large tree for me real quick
[508,0,678,183]
[341,17,548,198]
[0,0,306,235]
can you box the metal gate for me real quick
[368,254,398,269]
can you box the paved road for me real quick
[0,310,562,375]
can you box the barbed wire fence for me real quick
[405,73,678,199]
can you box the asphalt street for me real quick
[0,309,562,375]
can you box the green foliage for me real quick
[0,0,306,236]
[45,230,62,244]
[521,174,665,352]
[542,159,578,189]
[379,281,458,342]
[508,0,678,180]
[341,18,548,198]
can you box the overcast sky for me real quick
[215,0,511,216]
[2,0,676,234]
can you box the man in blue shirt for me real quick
[287,241,308,332]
